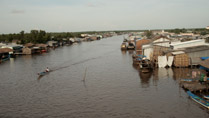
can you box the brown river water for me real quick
[0,35,209,118]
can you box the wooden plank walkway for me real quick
[180,81,209,92]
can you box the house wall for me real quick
[22,48,32,55]
[143,47,153,60]
[187,49,209,65]
[187,50,209,58]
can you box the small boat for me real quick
[187,91,209,109]
[41,50,47,52]
[38,71,49,76]
[181,79,193,82]
[139,59,153,73]
[180,78,199,82]
[203,95,209,99]
[121,42,127,50]
[127,42,135,50]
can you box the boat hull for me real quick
[38,71,48,76]
[187,91,209,109]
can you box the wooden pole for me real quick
[83,67,87,81]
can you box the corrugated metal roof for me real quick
[170,39,205,46]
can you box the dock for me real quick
[180,81,209,92]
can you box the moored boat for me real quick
[38,69,50,76]
[203,95,209,99]
[127,42,135,50]
[139,59,153,73]
[38,71,48,76]
[121,42,127,50]
[187,91,209,109]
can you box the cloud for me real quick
[11,9,25,14]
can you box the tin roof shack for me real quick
[22,43,35,55]
[89,35,101,41]
[1,45,23,54]
[0,48,13,63]
[23,46,42,54]
[22,48,34,55]
[47,41,58,48]
[151,37,172,63]
[142,36,175,61]
[35,44,49,52]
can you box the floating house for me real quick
[22,43,49,54]
[22,43,35,54]
[142,36,172,61]
[35,44,49,52]
[0,48,13,63]
[47,41,58,47]
[1,45,23,55]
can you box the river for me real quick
[0,35,209,118]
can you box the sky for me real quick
[0,0,209,34]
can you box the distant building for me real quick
[206,26,209,30]
[47,41,58,47]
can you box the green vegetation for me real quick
[0,30,51,44]
[0,30,85,44]
[165,28,209,35]
[145,30,153,39]
[0,30,123,44]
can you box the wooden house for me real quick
[0,48,13,63]
[47,41,58,47]
[22,47,35,55]
[35,44,49,52]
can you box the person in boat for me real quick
[45,67,50,72]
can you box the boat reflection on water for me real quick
[132,63,175,88]
[139,70,153,88]
[127,50,134,55]
[132,63,153,88]
[121,50,127,55]
[132,63,140,70]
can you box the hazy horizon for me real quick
[1,0,209,34]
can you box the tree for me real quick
[174,28,181,34]
[145,30,153,39]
